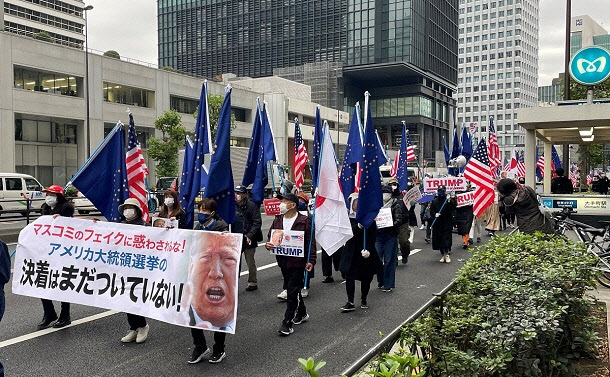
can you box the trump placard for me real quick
[456,191,476,208]
[423,177,467,193]
[12,216,242,333]
[268,229,305,258]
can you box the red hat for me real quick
[43,185,65,196]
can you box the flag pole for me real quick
[303,121,328,289]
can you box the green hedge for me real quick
[401,233,600,377]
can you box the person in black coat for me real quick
[234,186,263,291]
[38,184,74,329]
[454,190,474,249]
[375,186,404,291]
[551,168,574,195]
[338,194,382,311]
[430,185,456,263]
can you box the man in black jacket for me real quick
[551,168,574,194]
[234,186,263,291]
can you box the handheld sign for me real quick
[423,177,467,193]
[151,216,179,229]
[403,185,423,210]
[269,229,305,258]
[263,198,282,216]
[375,207,393,228]
[456,191,476,208]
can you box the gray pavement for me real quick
[0,214,494,377]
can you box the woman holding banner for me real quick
[37,184,74,330]
[158,190,187,228]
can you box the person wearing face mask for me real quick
[158,189,187,228]
[338,193,382,312]
[375,186,403,292]
[430,185,456,263]
[265,193,316,336]
[117,198,151,344]
[234,186,263,292]
[296,192,314,297]
[37,184,74,329]
[187,198,229,364]
[390,178,417,265]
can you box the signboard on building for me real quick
[569,46,610,86]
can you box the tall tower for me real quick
[457,0,539,159]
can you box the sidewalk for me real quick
[589,287,610,360]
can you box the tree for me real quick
[103,50,121,59]
[147,110,186,178]
[590,144,604,168]
[33,31,53,43]
[559,78,610,101]
[162,66,176,72]
[193,94,236,141]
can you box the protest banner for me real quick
[268,229,305,258]
[423,177,467,193]
[375,207,393,228]
[263,198,281,216]
[403,185,423,210]
[12,216,242,334]
[456,191,476,208]
[151,216,179,229]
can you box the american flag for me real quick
[464,139,495,217]
[293,118,308,190]
[390,152,399,178]
[516,150,526,178]
[502,156,511,172]
[469,122,477,134]
[487,117,501,172]
[405,130,416,161]
[587,171,593,186]
[569,163,579,187]
[126,114,150,222]
[535,155,556,177]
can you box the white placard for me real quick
[375,207,394,228]
[403,186,423,210]
[268,229,305,258]
[423,177,467,193]
[456,191,476,208]
[151,216,179,229]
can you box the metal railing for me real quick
[338,281,456,377]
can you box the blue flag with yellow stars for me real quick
[311,106,324,190]
[340,106,363,206]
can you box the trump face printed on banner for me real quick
[187,232,240,331]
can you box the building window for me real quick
[15,119,77,144]
[170,96,198,114]
[103,83,154,108]
[14,66,80,96]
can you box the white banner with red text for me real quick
[423,177,468,193]
[12,216,242,334]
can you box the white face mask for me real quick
[279,202,289,215]
[164,198,174,207]
[45,196,57,207]
[123,208,137,220]
[383,193,392,202]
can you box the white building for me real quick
[457,0,539,159]
[0,31,348,187]
[1,0,86,48]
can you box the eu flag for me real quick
[551,145,562,170]
[261,104,277,163]
[204,86,236,224]
[339,106,363,206]
[450,126,460,176]
[356,98,383,228]
[311,106,323,189]
[242,104,266,205]
[443,136,450,172]
[179,136,207,228]
[179,81,212,228]
[69,123,129,222]
[461,126,473,161]
[395,124,409,190]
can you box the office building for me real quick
[457,0,540,158]
[2,0,86,48]
[157,0,459,165]
[0,31,348,187]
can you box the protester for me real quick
[0,240,8,376]
[118,198,150,344]
[454,190,474,249]
[375,186,403,291]
[551,168,574,195]
[187,198,231,364]
[484,192,501,237]
[297,192,313,297]
[430,185,456,263]
[497,178,555,234]
[421,201,433,243]
[391,179,417,265]
[469,213,485,245]
[158,189,187,228]
[339,194,382,311]
[234,185,263,292]
[598,173,609,195]
[38,184,74,329]
[265,193,316,336]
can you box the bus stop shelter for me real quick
[519,101,610,193]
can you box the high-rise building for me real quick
[456,0,539,158]
[1,0,86,48]
[157,0,459,164]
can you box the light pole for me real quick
[84,5,93,158]
[562,0,571,170]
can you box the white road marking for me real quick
[0,310,119,349]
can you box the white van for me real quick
[0,173,45,215]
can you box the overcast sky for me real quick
[85,0,610,87]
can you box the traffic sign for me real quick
[569,46,610,86]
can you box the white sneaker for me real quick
[419,225,425,230]
[136,324,149,343]
[439,256,446,263]
[301,288,309,298]
[121,330,137,343]
[277,289,288,300]
[445,255,451,263]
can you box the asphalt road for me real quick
[0,213,493,377]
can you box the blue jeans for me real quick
[376,235,398,289]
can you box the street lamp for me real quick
[84,5,93,158]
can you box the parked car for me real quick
[73,191,98,215]
[0,173,45,216]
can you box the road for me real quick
[0,213,493,377]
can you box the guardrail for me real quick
[338,281,455,377]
